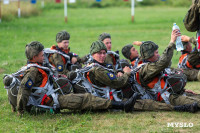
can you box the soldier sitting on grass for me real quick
[67,40,197,113]
[4,41,139,116]
[46,30,82,76]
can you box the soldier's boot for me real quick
[111,92,140,112]
[173,102,198,113]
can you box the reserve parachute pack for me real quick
[3,63,72,113]
[131,64,187,104]
[70,63,123,101]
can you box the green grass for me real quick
[1,6,200,132]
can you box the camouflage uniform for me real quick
[137,41,200,108]
[48,31,81,75]
[70,41,176,112]
[184,0,200,48]
[184,0,200,32]
[17,65,112,113]
[177,37,200,81]
[48,45,81,75]
[16,41,139,114]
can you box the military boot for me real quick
[111,92,140,112]
[173,102,198,113]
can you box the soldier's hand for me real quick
[181,35,190,42]
[133,41,142,46]
[185,89,197,95]
[117,72,123,77]
[123,66,131,73]
[71,57,78,64]
[170,29,181,43]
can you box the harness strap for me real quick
[86,72,92,84]
[109,54,116,65]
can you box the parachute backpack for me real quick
[3,64,72,114]
[131,63,187,104]
[70,63,123,101]
[164,68,187,95]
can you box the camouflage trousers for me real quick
[58,93,111,110]
[169,94,200,107]
[134,99,173,111]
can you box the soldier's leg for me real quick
[134,99,173,111]
[58,93,111,110]
[7,89,18,112]
[180,68,199,81]
[185,91,200,99]
[169,94,200,107]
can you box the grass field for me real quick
[0,5,200,132]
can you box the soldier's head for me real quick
[25,41,44,63]
[90,40,107,63]
[182,41,192,53]
[122,44,139,60]
[56,30,70,50]
[98,32,112,51]
[140,41,159,62]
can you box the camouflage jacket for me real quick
[48,45,81,75]
[83,60,130,89]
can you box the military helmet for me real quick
[98,32,111,41]
[140,41,159,60]
[56,30,70,43]
[25,41,44,60]
[90,40,107,55]
[122,44,133,59]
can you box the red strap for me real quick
[198,36,200,50]
[109,92,114,100]
[157,92,163,101]
[41,94,48,105]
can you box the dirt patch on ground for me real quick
[0,68,5,74]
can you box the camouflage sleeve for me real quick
[105,55,114,65]
[17,67,39,113]
[92,67,130,89]
[187,37,200,67]
[189,37,197,46]
[49,53,69,75]
[79,54,90,64]
[184,2,200,32]
[140,42,175,83]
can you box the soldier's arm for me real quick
[49,53,68,75]
[187,37,200,67]
[79,54,90,64]
[17,67,38,115]
[140,29,179,82]
[92,67,130,89]
[189,37,197,46]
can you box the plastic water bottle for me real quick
[172,23,183,51]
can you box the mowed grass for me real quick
[0,6,200,132]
